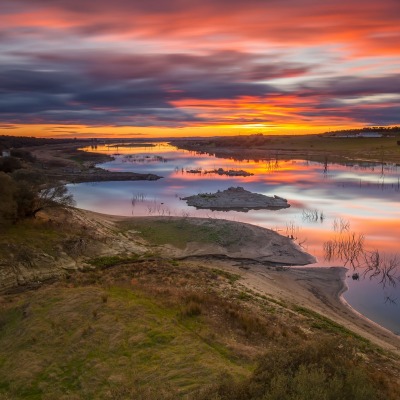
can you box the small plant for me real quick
[180,301,202,317]
[237,291,252,301]
[88,254,139,268]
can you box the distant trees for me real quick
[326,126,400,136]
[0,135,80,149]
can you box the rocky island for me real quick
[182,186,290,211]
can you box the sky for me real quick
[1,0,399,138]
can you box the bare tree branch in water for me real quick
[384,296,397,305]
[323,231,365,269]
[332,217,350,233]
[324,232,400,288]
[363,252,400,288]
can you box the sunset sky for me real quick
[1,0,399,138]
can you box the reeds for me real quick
[302,209,325,222]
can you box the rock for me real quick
[182,187,290,211]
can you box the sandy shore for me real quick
[193,259,400,353]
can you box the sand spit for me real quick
[182,187,290,211]
[118,216,316,266]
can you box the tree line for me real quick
[0,135,81,151]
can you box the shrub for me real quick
[0,172,17,225]
[180,301,202,317]
[10,149,36,162]
[12,170,75,218]
[196,338,392,400]
[0,156,22,173]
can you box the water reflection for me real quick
[67,142,400,333]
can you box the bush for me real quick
[0,170,75,222]
[180,301,202,317]
[0,172,17,225]
[12,170,75,218]
[0,156,22,173]
[196,338,392,400]
[10,149,36,162]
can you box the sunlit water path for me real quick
[67,142,400,334]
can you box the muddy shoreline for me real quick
[27,141,162,183]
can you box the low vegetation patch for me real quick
[118,218,245,249]
[294,306,370,343]
[196,337,397,400]
[88,254,141,269]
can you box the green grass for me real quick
[0,285,248,399]
[0,219,66,258]
[210,268,241,284]
[294,306,370,344]
[88,254,141,268]
[119,218,242,249]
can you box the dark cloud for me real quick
[303,105,400,126]
[0,69,81,93]
[298,75,400,98]
[0,50,290,126]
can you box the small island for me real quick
[186,168,253,176]
[182,186,290,211]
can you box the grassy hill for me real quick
[0,256,399,399]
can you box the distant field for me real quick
[174,135,400,164]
